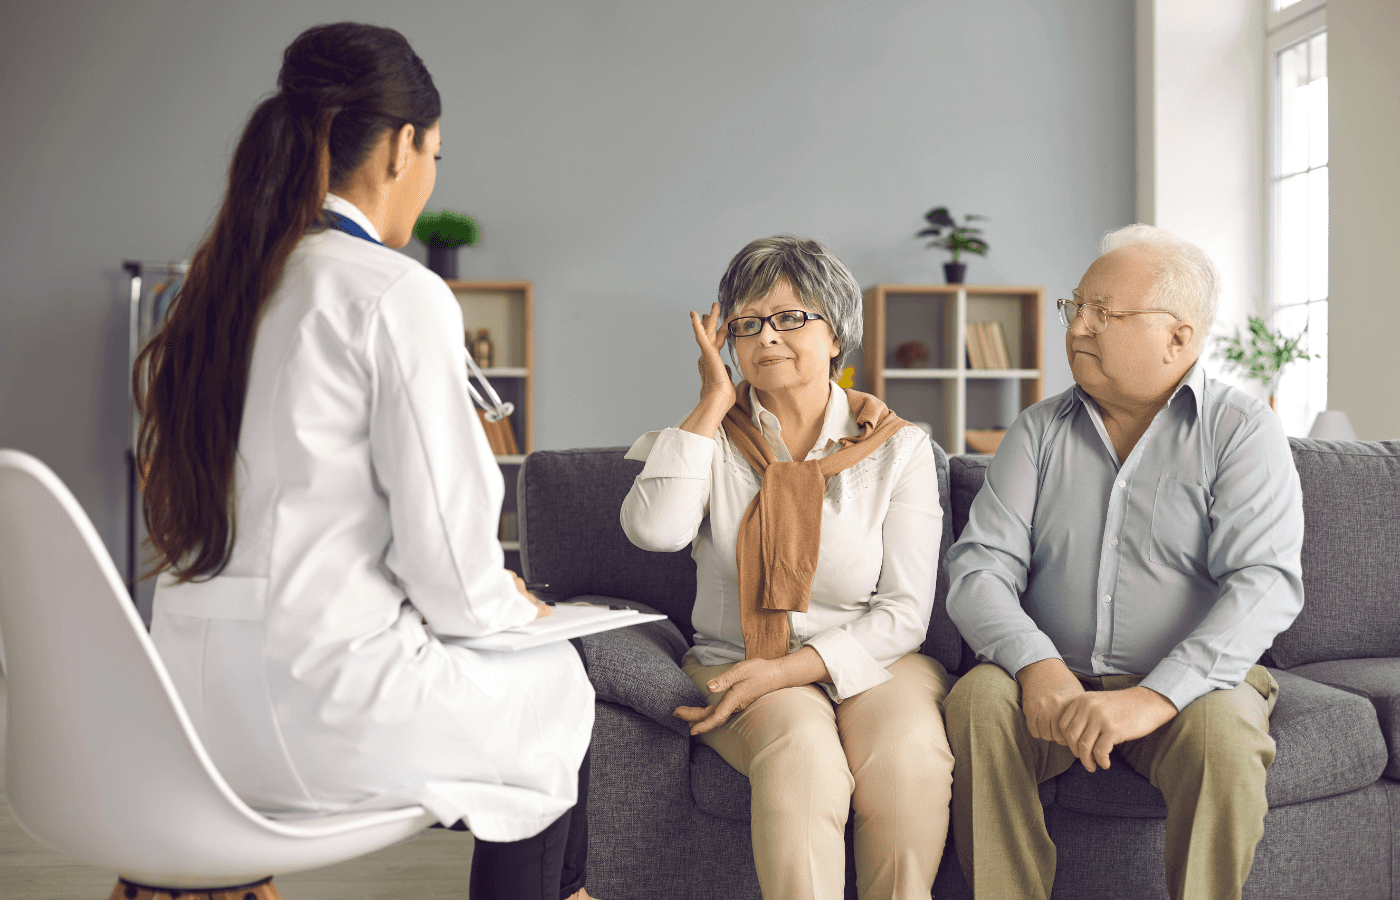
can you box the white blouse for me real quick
[150,193,593,842]
[620,382,943,700]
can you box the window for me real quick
[1267,6,1327,436]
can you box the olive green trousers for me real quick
[945,663,1278,900]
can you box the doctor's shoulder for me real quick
[299,231,458,320]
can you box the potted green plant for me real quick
[916,206,989,284]
[414,209,479,280]
[1214,315,1318,409]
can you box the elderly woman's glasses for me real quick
[1057,298,1176,334]
[727,309,825,338]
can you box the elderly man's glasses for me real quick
[727,309,824,338]
[1057,298,1176,334]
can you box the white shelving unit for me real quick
[862,284,1044,455]
[448,280,533,573]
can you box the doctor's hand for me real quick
[674,647,831,736]
[1017,658,1085,746]
[1056,685,1177,773]
[510,572,551,619]
[691,303,736,410]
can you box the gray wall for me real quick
[0,0,1134,568]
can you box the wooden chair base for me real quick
[108,877,281,900]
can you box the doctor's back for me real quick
[136,23,591,842]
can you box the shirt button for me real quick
[1095,653,1105,662]
[1103,595,1112,604]
[1117,480,1127,488]
[1110,537,1119,546]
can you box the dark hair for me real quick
[133,23,441,583]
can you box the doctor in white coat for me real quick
[133,23,595,900]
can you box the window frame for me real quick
[1265,4,1327,434]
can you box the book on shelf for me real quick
[966,322,988,369]
[475,410,520,456]
[987,321,1012,369]
[966,321,1012,370]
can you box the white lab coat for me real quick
[151,194,593,842]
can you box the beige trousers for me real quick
[682,653,954,900]
[944,663,1278,900]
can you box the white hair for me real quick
[1099,224,1219,352]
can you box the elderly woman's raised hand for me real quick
[691,302,736,411]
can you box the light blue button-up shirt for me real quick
[945,362,1305,711]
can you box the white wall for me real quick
[1328,0,1400,440]
[0,0,1135,567]
[1137,0,1266,397]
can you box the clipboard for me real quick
[440,603,667,652]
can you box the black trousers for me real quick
[448,637,592,900]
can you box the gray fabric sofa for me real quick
[516,438,1400,899]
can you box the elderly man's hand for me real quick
[1018,657,1085,745]
[674,646,829,736]
[1057,686,1178,772]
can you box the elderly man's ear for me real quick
[1165,321,1196,362]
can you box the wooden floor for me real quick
[0,675,477,899]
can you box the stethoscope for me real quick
[324,209,515,423]
[463,351,515,422]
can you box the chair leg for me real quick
[108,877,282,900]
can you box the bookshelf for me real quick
[862,284,1044,455]
[447,280,532,569]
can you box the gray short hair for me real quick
[1099,224,1219,352]
[717,235,862,378]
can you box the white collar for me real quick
[748,380,856,459]
[322,192,383,244]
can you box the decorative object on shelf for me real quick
[1308,410,1358,440]
[916,206,989,284]
[414,209,479,279]
[499,511,519,542]
[472,327,495,369]
[1214,315,1317,410]
[894,340,930,368]
[965,429,1008,454]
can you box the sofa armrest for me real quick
[575,595,706,737]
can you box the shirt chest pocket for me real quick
[1148,476,1212,577]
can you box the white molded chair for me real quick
[0,450,436,899]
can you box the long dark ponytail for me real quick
[134,23,440,583]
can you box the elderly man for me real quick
[944,224,1305,900]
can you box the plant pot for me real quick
[427,245,459,280]
[943,262,966,284]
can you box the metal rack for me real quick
[121,260,188,604]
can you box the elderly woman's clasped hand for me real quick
[674,647,830,735]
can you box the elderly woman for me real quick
[620,236,954,900]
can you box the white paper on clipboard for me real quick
[439,603,667,652]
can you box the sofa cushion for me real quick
[521,442,965,673]
[920,439,962,674]
[948,454,991,542]
[691,744,750,820]
[1270,439,1400,668]
[578,598,706,737]
[1290,657,1400,779]
[1053,669,1389,818]
[518,448,699,635]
